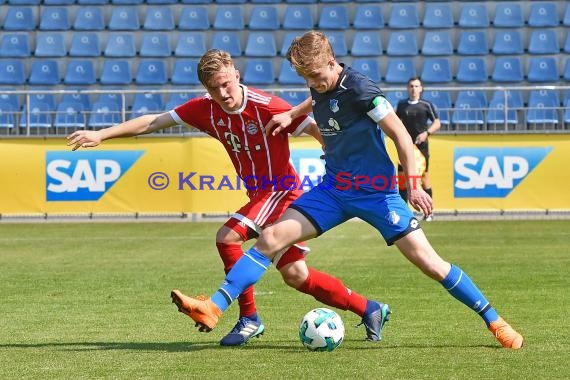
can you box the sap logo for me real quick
[454,147,552,198]
[290,149,325,189]
[46,151,144,201]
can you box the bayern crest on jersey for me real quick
[330,99,339,113]
[246,123,258,135]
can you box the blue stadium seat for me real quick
[280,90,308,107]
[285,0,316,3]
[181,0,212,3]
[451,98,485,129]
[388,4,419,29]
[283,5,314,30]
[565,4,570,26]
[171,59,200,85]
[136,60,168,85]
[109,7,140,30]
[564,32,570,53]
[61,93,92,110]
[528,29,560,54]
[492,30,523,55]
[278,61,304,85]
[387,31,418,56]
[100,60,132,85]
[44,0,76,4]
[35,33,66,57]
[422,90,451,125]
[458,4,489,28]
[0,60,25,85]
[54,101,86,130]
[166,92,197,110]
[104,34,136,57]
[420,58,452,83]
[527,97,559,128]
[147,0,177,3]
[456,90,487,108]
[422,3,453,29]
[384,90,407,108]
[178,7,210,30]
[324,32,348,57]
[20,103,53,130]
[140,33,172,57]
[529,89,560,107]
[350,31,382,57]
[88,101,121,129]
[318,5,349,29]
[3,7,36,30]
[0,92,20,110]
[352,58,381,83]
[0,34,30,57]
[486,98,518,127]
[564,59,570,81]
[493,3,524,28]
[112,0,143,3]
[243,59,275,85]
[456,57,487,83]
[245,32,277,57]
[39,7,70,30]
[384,58,416,84]
[280,32,298,56]
[353,5,384,29]
[0,102,17,132]
[527,57,559,82]
[175,33,206,57]
[144,7,175,30]
[29,93,56,109]
[457,31,488,55]
[29,60,60,85]
[69,33,100,57]
[528,3,559,27]
[421,31,453,56]
[211,32,242,57]
[8,0,40,3]
[249,6,280,30]
[213,7,245,30]
[96,93,123,108]
[132,93,164,113]
[215,0,246,3]
[64,60,96,85]
[78,0,108,3]
[491,90,524,109]
[74,7,105,31]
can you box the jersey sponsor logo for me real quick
[329,99,339,113]
[46,150,144,201]
[453,147,552,198]
[224,132,242,152]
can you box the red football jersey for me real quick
[170,85,312,198]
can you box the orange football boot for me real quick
[171,290,222,332]
[488,317,524,349]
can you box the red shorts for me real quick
[223,189,309,268]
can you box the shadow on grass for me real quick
[0,340,499,352]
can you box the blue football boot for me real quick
[357,301,391,341]
[219,315,265,346]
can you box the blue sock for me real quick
[211,247,271,312]
[440,264,499,327]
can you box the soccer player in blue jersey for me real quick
[171,31,524,349]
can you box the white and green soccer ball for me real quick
[299,308,344,352]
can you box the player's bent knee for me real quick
[279,261,309,289]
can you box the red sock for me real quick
[297,267,368,317]
[216,242,256,317]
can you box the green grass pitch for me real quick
[1,220,568,379]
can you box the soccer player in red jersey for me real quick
[67,49,391,346]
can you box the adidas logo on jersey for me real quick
[217,119,226,126]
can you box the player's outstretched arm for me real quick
[379,112,433,216]
[265,96,313,137]
[66,112,176,151]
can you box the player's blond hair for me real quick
[197,49,235,86]
[286,31,335,76]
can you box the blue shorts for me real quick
[289,183,420,246]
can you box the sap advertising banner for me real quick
[1,135,569,215]
[453,147,552,198]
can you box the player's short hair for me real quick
[286,31,335,76]
[197,49,235,86]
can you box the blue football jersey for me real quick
[311,65,397,193]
